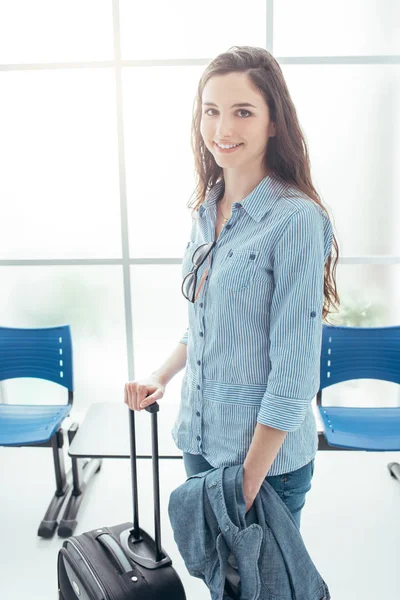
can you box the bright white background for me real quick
[0,2,399,599]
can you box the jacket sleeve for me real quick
[179,327,189,345]
[257,205,334,432]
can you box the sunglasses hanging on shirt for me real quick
[181,241,216,303]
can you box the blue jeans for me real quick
[183,452,315,531]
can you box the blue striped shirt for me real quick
[171,173,333,475]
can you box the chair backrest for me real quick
[320,324,400,391]
[0,325,73,398]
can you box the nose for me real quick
[215,114,236,139]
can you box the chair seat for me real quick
[0,404,72,445]
[317,406,400,451]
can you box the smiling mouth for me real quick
[214,142,244,152]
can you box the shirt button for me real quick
[200,303,203,308]
[225,224,231,230]
[196,411,200,417]
[199,332,203,337]
[197,385,200,390]
[197,435,201,441]
[310,311,316,318]
[205,276,208,280]
[197,360,201,365]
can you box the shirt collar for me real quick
[198,173,290,222]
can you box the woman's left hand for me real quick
[242,469,261,514]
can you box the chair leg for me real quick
[388,462,400,482]
[38,430,73,539]
[57,423,102,538]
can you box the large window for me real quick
[0,0,399,413]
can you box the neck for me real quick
[219,168,273,209]
[217,193,235,213]
[218,197,231,220]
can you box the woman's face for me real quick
[200,71,275,170]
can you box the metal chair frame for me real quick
[0,325,101,538]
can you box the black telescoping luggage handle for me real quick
[128,402,165,564]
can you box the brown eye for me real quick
[203,108,251,118]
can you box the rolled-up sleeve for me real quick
[257,205,333,432]
[179,327,189,345]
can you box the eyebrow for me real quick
[202,102,257,109]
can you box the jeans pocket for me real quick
[280,462,313,515]
[282,461,313,486]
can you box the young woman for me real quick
[125,46,340,532]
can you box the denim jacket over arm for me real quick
[168,464,330,600]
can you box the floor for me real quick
[1,417,400,599]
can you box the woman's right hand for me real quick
[124,375,166,412]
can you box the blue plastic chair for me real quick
[0,325,101,538]
[316,324,400,482]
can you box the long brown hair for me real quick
[187,45,340,324]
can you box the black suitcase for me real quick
[57,402,187,600]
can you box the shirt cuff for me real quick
[256,391,313,432]
[179,327,189,345]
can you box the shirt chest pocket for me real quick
[216,249,259,291]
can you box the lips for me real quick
[215,142,242,148]
[214,142,244,153]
